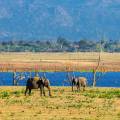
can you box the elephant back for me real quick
[27,78,39,89]
[78,77,87,86]
[34,76,40,81]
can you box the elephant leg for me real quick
[28,88,31,95]
[40,86,43,96]
[78,84,81,91]
[83,85,85,91]
[72,86,74,92]
[47,86,52,96]
[43,86,46,96]
[78,85,80,91]
[72,82,74,92]
[76,83,80,91]
[76,85,79,91]
[40,85,45,96]
[25,87,28,96]
[78,82,81,91]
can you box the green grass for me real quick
[0,87,120,120]
[82,88,120,99]
[0,91,10,99]
[0,89,25,99]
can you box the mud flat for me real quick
[0,52,120,72]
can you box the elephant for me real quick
[71,77,87,91]
[25,77,51,96]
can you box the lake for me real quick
[0,72,120,87]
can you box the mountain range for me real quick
[0,0,120,41]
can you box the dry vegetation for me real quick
[0,52,120,72]
[0,87,120,120]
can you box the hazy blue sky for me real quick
[0,0,120,41]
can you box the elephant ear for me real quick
[46,79,50,85]
[75,78,78,83]
[32,80,39,88]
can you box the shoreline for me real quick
[0,52,120,72]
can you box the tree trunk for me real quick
[13,72,18,86]
[93,70,96,87]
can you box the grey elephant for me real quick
[25,77,51,96]
[71,77,87,91]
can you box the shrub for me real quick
[0,91,10,99]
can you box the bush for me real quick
[0,91,10,99]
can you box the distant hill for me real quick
[0,0,120,41]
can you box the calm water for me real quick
[0,72,120,87]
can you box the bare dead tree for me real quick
[92,36,106,87]
[92,51,101,87]
[13,72,17,86]
[13,72,26,86]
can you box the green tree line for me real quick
[0,37,120,52]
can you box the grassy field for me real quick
[0,87,120,120]
[0,52,120,61]
[0,52,120,72]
